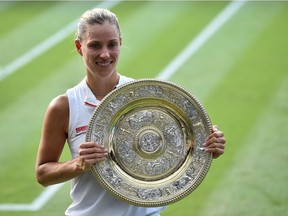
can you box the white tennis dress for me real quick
[65,75,166,216]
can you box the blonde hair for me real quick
[76,8,121,41]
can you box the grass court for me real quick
[0,1,287,215]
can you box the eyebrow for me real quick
[88,38,119,43]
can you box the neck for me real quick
[86,72,120,98]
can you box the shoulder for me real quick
[45,94,69,131]
[48,94,69,113]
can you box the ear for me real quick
[74,40,82,56]
[119,36,122,46]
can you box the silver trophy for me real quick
[86,79,212,207]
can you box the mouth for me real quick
[96,61,113,67]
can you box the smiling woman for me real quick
[75,23,121,90]
[0,1,287,215]
[35,8,167,216]
[76,23,121,85]
[35,7,225,216]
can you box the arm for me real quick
[204,125,226,159]
[35,94,108,187]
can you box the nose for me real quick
[100,47,110,59]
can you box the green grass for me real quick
[198,74,288,216]
[0,1,287,216]
[117,1,227,78]
[165,2,288,216]
[0,2,56,37]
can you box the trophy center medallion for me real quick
[135,127,164,158]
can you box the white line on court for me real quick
[0,0,246,212]
[156,0,246,80]
[0,183,64,211]
[0,0,121,81]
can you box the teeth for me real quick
[97,61,111,67]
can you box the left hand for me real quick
[204,125,226,159]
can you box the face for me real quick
[75,22,122,79]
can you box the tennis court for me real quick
[0,1,287,215]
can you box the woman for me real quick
[36,8,226,216]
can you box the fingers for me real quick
[204,144,225,159]
[204,125,226,159]
[78,142,108,170]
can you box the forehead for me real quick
[85,23,120,42]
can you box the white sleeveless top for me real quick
[65,75,166,216]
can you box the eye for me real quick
[108,41,119,49]
[88,42,101,49]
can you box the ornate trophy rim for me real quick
[86,79,213,207]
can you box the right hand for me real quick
[78,142,108,171]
